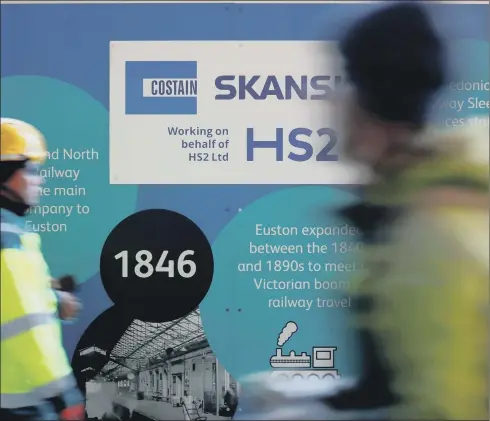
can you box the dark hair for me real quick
[340,2,446,126]
[0,160,26,184]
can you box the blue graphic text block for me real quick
[125,61,198,115]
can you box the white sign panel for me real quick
[110,41,359,184]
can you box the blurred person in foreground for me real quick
[236,2,488,420]
[0,118,85,420]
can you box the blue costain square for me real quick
[125,61,198,115]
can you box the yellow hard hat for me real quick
[1,118,47,164]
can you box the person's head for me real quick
[0,118,47,206]
[338,2,446,173]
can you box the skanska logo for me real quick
[214,75,342,100]
[124,60,343,115]
[125,61,198,115]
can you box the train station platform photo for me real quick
[74,310,237,421]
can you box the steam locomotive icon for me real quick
[269,321,340,381]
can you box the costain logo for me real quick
[125,61,198,115]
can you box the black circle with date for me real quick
[99,209,214,322]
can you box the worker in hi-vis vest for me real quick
[0,118,85,421]
[235,3,488,420]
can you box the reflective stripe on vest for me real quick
[0,222,24,234]
[1,313,56,341]
[0,373,77,408]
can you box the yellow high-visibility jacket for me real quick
[0,208,78,409]
[225,125,488,421]
[347,124,489,420]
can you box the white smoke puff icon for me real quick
[277,321,298,347]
